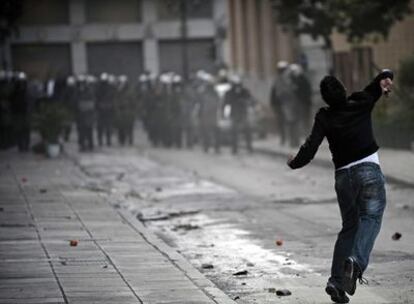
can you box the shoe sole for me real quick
[325,285,349,304]
[343,258,357,295]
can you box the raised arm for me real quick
[348,69,394,106]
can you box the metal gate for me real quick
[159,39,216,75]
[87,42,143,79]
[11,44,72,80]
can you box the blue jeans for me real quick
[329,162,386,288]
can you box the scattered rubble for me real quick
[392,232,402,240]
[172,224,200,231]
[168,210,200,218]
[69,240,78,247]
[276,289,292,296]
[267,288,292,296]
[116,172,125,181]
[233,270,248,276]
[137,212,169,222]
[128,190,144,199]
[201,263,214,269]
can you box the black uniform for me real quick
[198,82,221,153]
[181,82,197,148]
[11,77,31,152]
[270,70,300,147]
[224,84,254,154]
[96,80,115,146]
[292,72,312,137]
[76,82,95,151]
[169,83,183,148]
[0,76,14,149]
[115,83,135,146]
[62,81,77,142]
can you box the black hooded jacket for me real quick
[289,70,393,170]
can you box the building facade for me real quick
[227,0,298,105]
[5,0,229,80]
[331,1,414,91]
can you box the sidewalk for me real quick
[254,135,414,187]
[0,152,235,304]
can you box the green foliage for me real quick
[398,54,414,98]
[269,0,412,47]
[33,103,69,144]
[0,0,23,43]
[374,54,414,149]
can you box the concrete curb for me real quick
[117,208,237,304]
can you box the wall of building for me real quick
[331,1,414,84]
[227,0,297,107]
[7,0,228,80]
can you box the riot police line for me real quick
[0,68,260,154]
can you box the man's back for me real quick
[288,69,394,170]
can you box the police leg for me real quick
[231,120,239,154]
[244,120,253,152]
[214,125,221,154]
[97,114,104,146]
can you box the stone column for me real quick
[213,0,230,67]
[245,0,261,78]
[233,0,246,74]
[142,0,159,74]
[69,0,87,75]
[260,0,276,79]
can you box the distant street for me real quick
[73,131,414,303]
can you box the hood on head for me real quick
[320,76,347,107]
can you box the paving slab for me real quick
[0,153,235,304]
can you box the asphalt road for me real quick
[75,136,414,304]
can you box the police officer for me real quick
[0,70,13,149]
[270,61,300,147]
[170,74,183,148]
[96,73,115,146]
[290,63,312,138]
[75,74,95,152]
[11,72,31,152]
[197,72,221,153]
[61,76,77,142]
[158,73,173,147]
[115,75,135,146]
[136,72,151,135]
[181,76,198,149]
[224,75,254,154]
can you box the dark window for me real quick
[157,0,213,20]
[87,42,143,79]
[85,0,142,23]
[12,44,72,80]
[159,39,216,75]
[20,0,69,25]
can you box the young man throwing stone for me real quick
[287,69,394,303]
